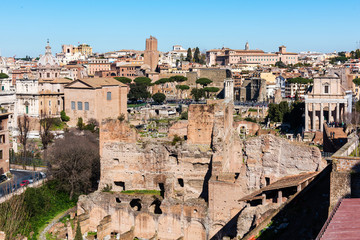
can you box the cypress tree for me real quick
[75,221,82,240]
[186,48,192,62]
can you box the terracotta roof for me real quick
[239,172,318,201]
[68,77,126,89]
[318,199,360,240]
[39,78,73,84]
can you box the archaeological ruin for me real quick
[76,99,326,239]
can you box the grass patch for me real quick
[1,180,78,239]
[128,103,146,108]
[121,190,160,196]
[88,231,97,236]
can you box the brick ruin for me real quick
[76,99,325,239]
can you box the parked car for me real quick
[20,180,29,187]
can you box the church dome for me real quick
[38,41,59,67]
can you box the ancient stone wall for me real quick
[187,104,215,145]
[77,192,208,240]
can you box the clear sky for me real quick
[1,0,360,57]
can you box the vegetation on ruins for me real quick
[171,135,183,145]
[121,190,161,196]
[48,131,100,200]
[180,111,188,120]
[0,73,9,79]
[114,76,132,84]
[152,92,166,104]
[196,78,213,88]
[118,113,126,122]
[74,220,82,240]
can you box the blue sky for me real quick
[1,0,360,57]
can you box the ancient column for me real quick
[278,190,283,204]
[328,102,332,123]
[320,103,324,132]
[312,103,316,130]
[336,102,340,122]
[305,102,309,131]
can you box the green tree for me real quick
[152,92,166,104]
[194,47,200,63]
[353,78,360,86]
[154,78,169,92]
[356,101,360,113]
[0,73,9,79]
[268,103,281,122]
[190,88,205,101]
[114,77,132,84]
[204,87,220,98]
[133,77,152,86]
[77,117,85,130]
[176,85,190,99]
[275,61,287,68]
[74,220,82,240]
[169,75,187,82]
[186,48,192,62]
[128,84,151,101]
[196,78,212,88]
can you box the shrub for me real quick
[60,111,70,122]
[102,184,113,192]
[180,111,188,120]
[76,117,84,130]
[171,135,182,145]
[118,113,126,122]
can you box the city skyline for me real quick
[1,0,360,57]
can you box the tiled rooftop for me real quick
[319,198,360,240]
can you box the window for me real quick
[107,92,111,100]
[49,100,51,106]
[0,150,2,160]
[71,101,75,110]
[58,100,60,105]
[324,85,329,94]
[78,101,83,110]
[47,73,50,78]
[85,102,89,110]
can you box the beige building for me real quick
[39,78,72,117]
[304,74,352,132]
[64,78,127,127]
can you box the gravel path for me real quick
[39,207,76,240]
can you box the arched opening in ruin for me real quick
[150,199,162,214]
[178,178,184,187]
[155,109,160,115]
[130,199,142,211]
[116,197,121,203]
[114,181,125,191]
[158,183,165,198]
[265,177,270,186]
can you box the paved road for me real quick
[0,169,45,197]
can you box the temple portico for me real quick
[304,74,352,132]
